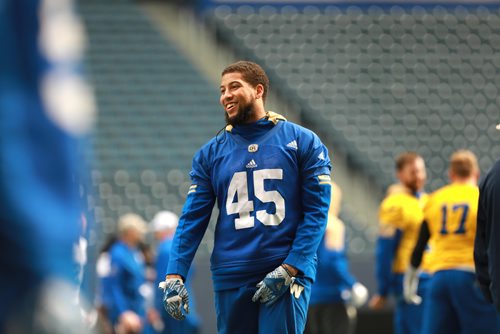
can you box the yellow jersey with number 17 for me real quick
[424,183,478,272]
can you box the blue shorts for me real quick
[392,273,429,334]
[214,278,311,334]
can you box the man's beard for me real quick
[405,181,420,194]
[225,103,254,127]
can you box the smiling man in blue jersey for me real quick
[158,61,332,334]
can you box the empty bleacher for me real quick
[208,4,500,193]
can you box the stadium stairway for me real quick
[78,0,222,245]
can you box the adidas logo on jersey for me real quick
[246,159,257,168]
[318,152,325,160]
[286,140,298,150]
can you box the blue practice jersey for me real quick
[108,241,146,324]
[167,115,332,291]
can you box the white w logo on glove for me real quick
[159,278,190,320]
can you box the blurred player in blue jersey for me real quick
[150,211,200,334]
[369,152,432,334]
[0,0,95,332]
[158,61,332,334]
[475,158,500,312]
[108,214,148,334]
[305,182,368,334]
[407,150,500,334]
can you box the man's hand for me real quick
[115,310,142,334]
[252,265,295,305]
[369,294,388,310]
[159,277,189,320]
[403,266,422,305]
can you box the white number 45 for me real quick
[226,169,285,229]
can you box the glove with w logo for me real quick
[159,278,190,320]
[252,265,295,306]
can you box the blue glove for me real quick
[252,265,295,305]
[159,278,189,320]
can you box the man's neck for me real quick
[245,106,266,123]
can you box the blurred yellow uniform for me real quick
[379,191,431,274]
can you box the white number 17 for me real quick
[226,169,285,229]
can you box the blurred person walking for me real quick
[108,214,148,334]
[305,182,368,334]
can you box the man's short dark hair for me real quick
[395,152,421,171]
[222,61,270,102]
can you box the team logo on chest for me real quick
[248,144,259,153]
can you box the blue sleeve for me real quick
[285,133,331,279]
[167,149,216,280]
[325,249,357,288]
[375,229,402,296]
[109,251,129,316]
[475,188,493,302]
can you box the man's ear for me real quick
[255,84,264,99]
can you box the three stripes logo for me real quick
[188,184,197,194]
[286,140,298,150]
[246,159,258,169]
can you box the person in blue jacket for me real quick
[159,61,332,334]
[475,159,500,312]
[305,182,368,334]
[150,211,200,334]
[108,213,148,333]
[0,0,95,332]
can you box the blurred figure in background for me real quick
[95,235,119,334]
[150,211,200,334]
[406,150,499,333]
[108,214,148,334]
[475,158,500,312]
[369,152,431,334]
[305,182,368,334]
[0,0,95,332]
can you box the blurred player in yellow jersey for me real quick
[405,150,499,334]
[369,152,433,334]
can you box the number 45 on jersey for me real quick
[226,169,285,230]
